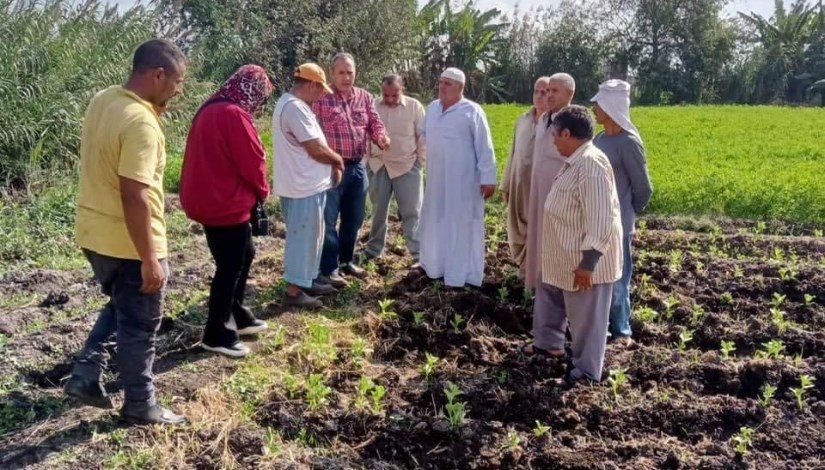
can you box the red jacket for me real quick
[180,101,269,226]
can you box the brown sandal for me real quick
[520,343,565,358]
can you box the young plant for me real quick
[351,337,369,365]
[755,339,785,359]
[720,340,736,359]
[521,287,534,306]
[752,221,767,235]
[505,429,521,451]
[732,266,744,278]
[355,376,374,410]
[803,294,815,306]
[677,329,694,351]
[778,266,797,281]
[421,353,439,380]
[690,304,705,325]
[720,292,734,305]
[412,311,426,327]
[304,322,337,365]
[770,292,786,307]
[668,250,683,273]
[607,368,629,403]
[305,374,332,410]
[634,306,658,322]
[378,298,397,319]
[790,374,815,411]
[443,381,467,428]
[662,296,680,320]
[814,229,823,237]
[532,420,550,438]
[450,313,466,334]
[282,373,302,399]
[370,384,386,414]
[757,384,777,408]
[497,286,509,303]
[731,426,755,455]
[770,308,790,334]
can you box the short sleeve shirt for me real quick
[272,93,332,198]
[75,86,167,260]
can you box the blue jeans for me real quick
[609,234,633,338]
[281,192,326,288]
[72,249,168,410]
[321,161,368,275]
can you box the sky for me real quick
[109,0,779,19]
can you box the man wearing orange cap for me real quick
[272,63,345,308]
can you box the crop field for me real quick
[0,106,824,469]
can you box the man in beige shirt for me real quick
[363,74,426,265]
[500,77,551,275]
[530,105,622,388]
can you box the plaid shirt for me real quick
[312,87,386,160]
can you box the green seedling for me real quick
[677,329,694,351]
[770,308,790,334]
[521,288,533,306]
[421,353,439,380]
[662,296,680,320]
[607,368,629,403]
[370,385,386,414]
[720,340,736,359]
[731,426,755,455]
[778,266,797,281]
[803,294,815,306]
[443,381,467,428]
[634,306,658,322]
[668,250,683,272]
[791,374,815,411]
[770,292,786,307]
[430,280,443,293]
[720,292,734,305]
[772,247,785,262]
[532,420,550,437]
[444,381,463,403]
[753,221,767,235]
[755,339,785,359]
[732,266,744,278]
[351,337,369,365]
[497,286,509,303]
[355,376,374,410]
[450,313,466,334]
[505,429,521,451]
[791,350,804,368]
[690,304,705,325]
[412,311,426,327]
[378,298,397,319]
[282,374,302,399]
[305,374,332,410]
[757,384,776,408]
[814,229,823,237]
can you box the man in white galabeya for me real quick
[418,67,496,287]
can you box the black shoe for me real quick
[284,291,323,309]
[317,273,349,288]
[236,319,268,336]
[121,404,186,425]
[64,375,114,409]
[202,341,251,357]
[340,262,367,278]
[302,282,337,296]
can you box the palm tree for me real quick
[739,0,820,102]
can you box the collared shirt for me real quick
[369,95,426,178]
[311,86,386,160]
[542,141,623,291]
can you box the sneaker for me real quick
[317,272,349,288]
[302,282,337,296]
[202,340,251,358]
[236,319,268,336]
[284,291,323,309]
[64,375,114,409]
[121,404,186,425]
[340,262,367,278]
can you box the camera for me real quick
[250,200,269,237]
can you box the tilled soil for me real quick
[1,205,824,469]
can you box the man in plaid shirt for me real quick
[312,53,390,287]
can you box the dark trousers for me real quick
[72,249,168,410]
[321,161,368,275]
[203,222,256,345]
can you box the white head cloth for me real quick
[590,79,642,142]
[441,67,466,84]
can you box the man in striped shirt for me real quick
[536,105,623,387]
[312,53,390,288]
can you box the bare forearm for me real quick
[309,146,343,167]
[121,193,156,262]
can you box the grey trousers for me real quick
[532,281,612,381]
[73,249,168,410]
[365,163,422,261]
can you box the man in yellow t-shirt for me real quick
[65,39,187,426]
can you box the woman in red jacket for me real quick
[180,65,273,357]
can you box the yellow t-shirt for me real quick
[75,86,168,260]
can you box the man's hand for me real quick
[332,166,343,187]
[377,134,391,151]
[481,185,496,200]
[502,191,509,204]
[632,230,640,244]
[140,258,166,294]
[572,268,593,291]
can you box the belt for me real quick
[344,157,364,165]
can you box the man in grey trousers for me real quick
[362,74,426,267]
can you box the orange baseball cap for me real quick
[295,63,333,94]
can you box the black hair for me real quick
[550,105,594,140]
[382,73,403,87]
[131,39,187,75]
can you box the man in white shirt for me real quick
[272,63,345,308]
[363,74,426,266]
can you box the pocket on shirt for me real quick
[351,107,367,126]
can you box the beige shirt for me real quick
[500,109,538,267]
[542,141,623,291]
[369,95,426,178]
